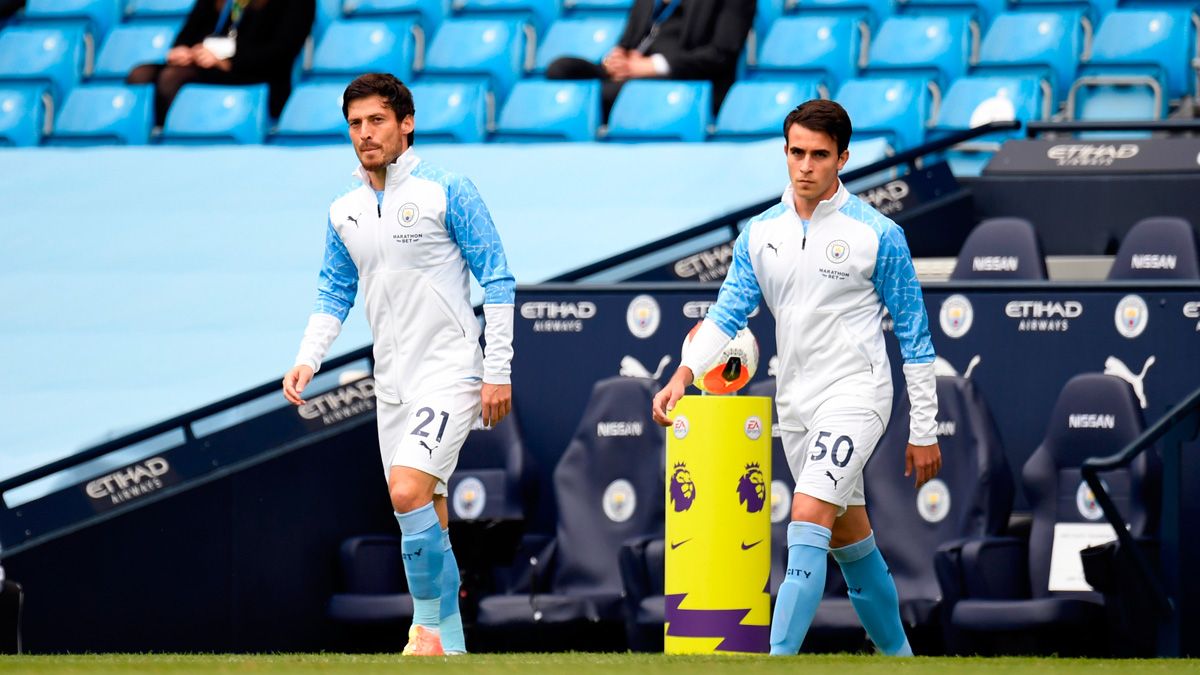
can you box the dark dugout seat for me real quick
[1107,217,1200,280]
[446,414,538,574]
[950,218,1048,281]
[935,373,1160,655]
[476,376,665,650]
[807,374,1014,654]
[327,415,534,643]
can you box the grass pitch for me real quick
[0,654,1196,675]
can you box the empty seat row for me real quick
[952,216,1200,281]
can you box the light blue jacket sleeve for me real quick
[445,175,516,305]
[314,218,358,322]
[706,226,762,338]
[873,224,935,364]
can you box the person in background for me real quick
[545,0,755,120]
[128,0,314,125]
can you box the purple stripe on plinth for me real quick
[665,593,770,653]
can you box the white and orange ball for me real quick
[682,323,759,394]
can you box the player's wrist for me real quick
[675,366,695,387]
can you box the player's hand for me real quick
[282,365,314,406]
[905,442,942,488]
[652,367,693,427]
[481,383,512,428]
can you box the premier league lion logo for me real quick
[737,462,766,513]
[670,462,696,512]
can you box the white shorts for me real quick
[781,408,884,517]
[377,378,482,497]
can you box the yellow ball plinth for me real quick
[664,394,772,654]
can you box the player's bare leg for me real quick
[390,466,445,656]
[831,506,913,656]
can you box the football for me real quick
[681,323,759,394]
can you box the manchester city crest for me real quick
[398,202,420,227]
[826,239,850,264]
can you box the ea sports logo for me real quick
[744,415,764,440]
[672,415,689,439]
[1114,295,1148,338]
[826,240,850,264]
[939,294,974,338]
[398,202,419,227]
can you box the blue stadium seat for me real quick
[1069,9,1195,120]
[951,218,1048,280]
[476,377,665,649]
[532,16,624,74]
[936,373,1157,656]
[0,25,90,100]
[342,0,445,34]
[896,0,1005,30]
[801,0,895,28]
[494,80,599,141]
[712,79,825,140]
[811,375,1014,652]
[1009,0,1115,24]
[973,11,1087,108]
[271,80,351,145]
[864,15,973,90]
[421,19,532,103]
[307,19,421,84]
[835,77,932,151]
[1108,217,1200,281]
[605,80,711,142]
[0,84,52,146]
[160,83,268,144]
[932,75,1047,174]
[91,22,179,82]
[20,0,122,42]
[751,15,864,93]
[453,0,560,34]
[47,83,153,145]
[936,75,1047,134]
[563,0,632,14]
[410,81,490,142]
[123,0,196,22]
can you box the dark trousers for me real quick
[127,64,290,126]
[545,57,627,122]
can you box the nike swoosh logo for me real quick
[741,540,763,550]
[670,539,692,550]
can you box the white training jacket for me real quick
[294,149,516,404]
[683,182,938,446]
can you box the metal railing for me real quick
[1027,120,1200,137]
[1081,384,1200,657]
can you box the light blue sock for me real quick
[769,521,832,655]
[832,532,913,656]
[439,527,466,653]
[395,504,444,628]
